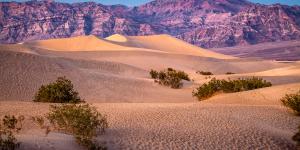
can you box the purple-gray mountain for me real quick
[1,0,300,48]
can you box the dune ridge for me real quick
[14,34,235,59]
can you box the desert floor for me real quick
[0,34,300,149]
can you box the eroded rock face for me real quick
[1,0,300,48]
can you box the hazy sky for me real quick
[1,0,300,6]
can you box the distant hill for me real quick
[0,0,300,48]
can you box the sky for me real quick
[1,0,300,6]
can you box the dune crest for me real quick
[126,34,236,59]
[17,34,236,59]
[25,35,129,51]
[105,34,128,42]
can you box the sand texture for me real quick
[0,35,300,149]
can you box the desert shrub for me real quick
[220,77,272,93]
[177,71,190,81]
[46,104,108,150]
[0,115,24,150]
[192,78,221,100]
[225,72,235,75]
[281,91,300,115]
[149,69,159,79]
[193,77,272,101]
[34,76,83,103]
[196,71,213,76]
[150,68,190,89]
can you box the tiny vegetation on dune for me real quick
[196,71,213,76]
[46,104,108,150]
[280,90,300,148]
[192,77,272,101]
[150,68,190,89]
[34,76,83,103]
[0,115,24,150]
[281,90,300,115]
[31,77,108,150]
[32,104,108,150]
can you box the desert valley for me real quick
[0,33,299,149]
[1,0,300,150]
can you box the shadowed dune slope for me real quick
[0,50,193,102]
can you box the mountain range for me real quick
[1,0,300,48]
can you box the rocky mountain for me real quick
[1,0,300,48]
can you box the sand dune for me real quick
[1,49,298,102]
[206,82,300,105]
[0,50,195,102]
[1,34,300,149]
[26,35,130,51]
[106,34,236,59]
[0,101,299,150]
[252,66,300,76]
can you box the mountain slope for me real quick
[0,0,300,48]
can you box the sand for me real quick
[0,34,300,149]
[0,99,299,149]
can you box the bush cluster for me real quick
[34,77,83,103]
[0,115,24,150]
[46,104,108,150]
[226,72,235,75]
[150,68,190,89]
[196,71,213,76]
[280,91,300,148]
[281,91,300,115]
[193,77,272,101]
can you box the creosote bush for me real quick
[281,90,300,115]
[150,68,190,89]
[226,72,235,75]
[196,71,213,76]
[34,76,83,103]
[45,104,108,150]
[193,77,272,101]
[0,115,24,150]
[280,91,300,148]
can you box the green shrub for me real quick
[193,77,272,101]
[0,115,24,150]
[220,77,272,92]
[226,72,235,75]
[281,91,300,115]
[192,78,221,100]
[196,71,213,76]
[177,71,190,81]
[150,68,190,89]
[150,69,159,79]
[46,104,108,150]
[34,76,83,103]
